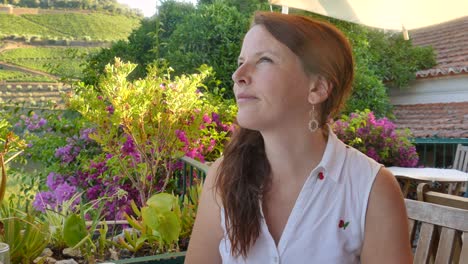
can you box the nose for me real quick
[232,63,251,87]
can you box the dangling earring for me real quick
[308,105,319,133]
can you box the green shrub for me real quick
[333,109,419,167]
[164,1,253,98]
[345,66,392,118]
[67,59,235,205]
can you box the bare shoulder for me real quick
[206,157,223,187]
[185,157,224,264]
[203,157,224,205]
[370,167,404,203]
[361,167,413,264]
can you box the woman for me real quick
[186,11,412,263]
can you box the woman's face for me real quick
[232,25,312,131]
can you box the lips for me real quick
[236,93,258,103]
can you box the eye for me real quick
[258,56,273,63]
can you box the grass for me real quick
[0,13,141,41]
[0,69,56,82]
[0,47,101,78]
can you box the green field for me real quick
[0,69,56,82]
[0,46,101,60]
[0,13,141,41]
[0,15,64,39]
[0,47,101,78]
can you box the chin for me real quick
[236,113,262,131]
[237,113,271,132]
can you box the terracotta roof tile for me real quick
[410,16,468,78]
[393,102,468,138]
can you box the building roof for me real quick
[393,102,468,138]
[410,16,468,78]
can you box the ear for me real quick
[307,76,331,105]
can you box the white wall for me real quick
[389,74,468,105]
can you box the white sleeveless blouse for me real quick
[219,130,382,264]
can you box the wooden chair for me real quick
[406,199,468,263]
[453,144,468,173]
[451,144,468,196]
[415,183,468,263]
[432,144,468,196]
[417,183,468,210]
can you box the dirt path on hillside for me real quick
[0,61,59,80]
[0,40,109,84]
[0,41,31,53]
[0,40,91,80]
[0,39,110,50]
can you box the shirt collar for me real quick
[314,127,347,183]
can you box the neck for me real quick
[261,125,329,185]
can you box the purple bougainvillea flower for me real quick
[55,182,77,205]
[33,192,56,212]
[46,172,65,190]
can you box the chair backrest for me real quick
[417,183,468,210]
[453,144,468,172]
[405,199,468,264]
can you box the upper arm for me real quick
[361,167,413,264]
[185,158,224,264]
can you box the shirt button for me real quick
[318,172,325,180]
[273,256,279,263]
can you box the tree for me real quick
[163,1,254,97]
[82,0,197,86]
[82,0,436,117]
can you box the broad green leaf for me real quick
[63,214,87,247]
[155,211,181,244]
[141,206,159,231]
[141,206,181,243]
[146,193,176,213]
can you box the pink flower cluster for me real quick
[333,110,419,167]
[176,112,233,163]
